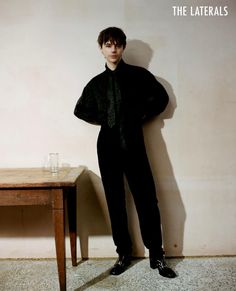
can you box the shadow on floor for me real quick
[74,258,143,291]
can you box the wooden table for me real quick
[0,166,85,291]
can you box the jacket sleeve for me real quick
[141,71,169,122]
[74,83,101,125]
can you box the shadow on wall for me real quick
[123,39,186,257]
[76,169,112,259]
[0,205,54,237]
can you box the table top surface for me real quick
[0,166,86,188]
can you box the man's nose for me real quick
[111,45,117,51]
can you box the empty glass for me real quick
[49,153,59,174]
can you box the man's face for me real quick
[101,40,125,67]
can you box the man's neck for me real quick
[106,59,122,71]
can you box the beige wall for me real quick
[0,0,236,258]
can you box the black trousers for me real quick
[97,125,163,257]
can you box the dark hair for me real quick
[97,27,126,48]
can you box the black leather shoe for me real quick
[150,257,177,278]
[110,255,131,275]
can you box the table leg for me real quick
[67,187,77,266]
[52,189,66,291]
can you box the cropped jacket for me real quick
[74,60,169,132]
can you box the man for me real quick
[74,27,176,278]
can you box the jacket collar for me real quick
[105,59,126,75]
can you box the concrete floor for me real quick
[0,257,235,291]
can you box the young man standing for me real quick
[74,27,176,278]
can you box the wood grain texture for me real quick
[0,166,86,188]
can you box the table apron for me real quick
[0,188,57,206]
